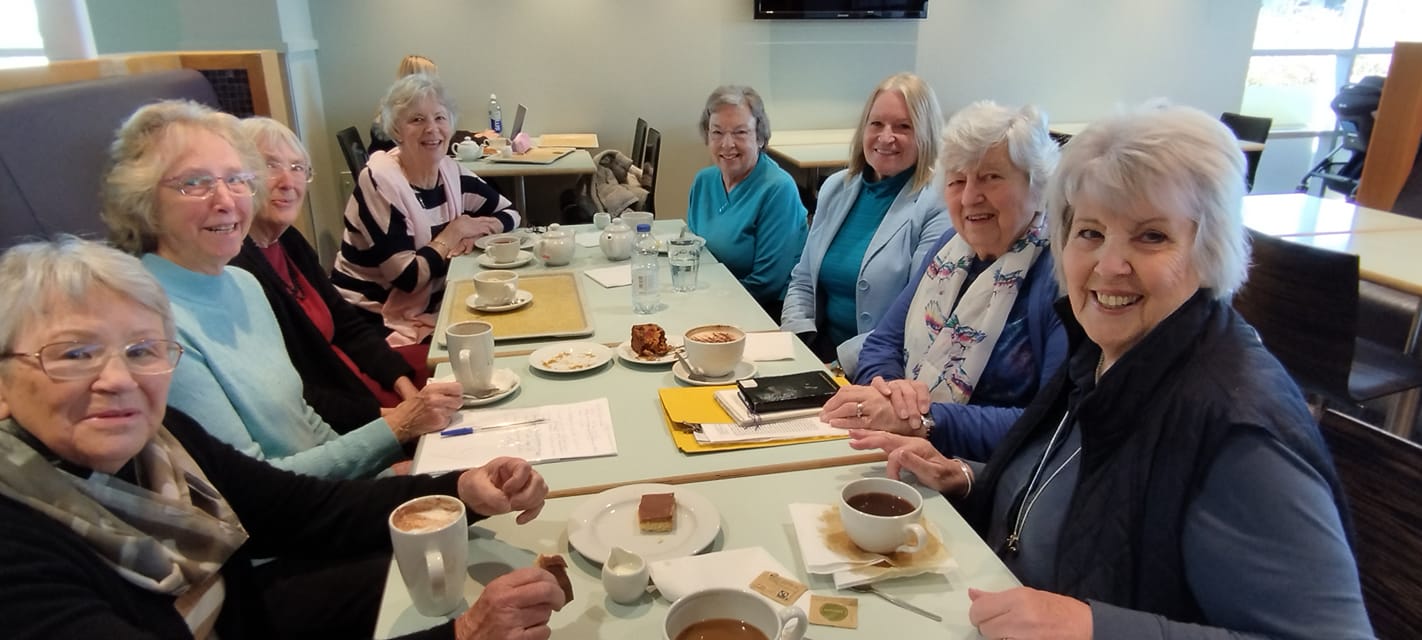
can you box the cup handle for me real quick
[425,549,447,603]
[777,605,809,640]
[895,523,928,554]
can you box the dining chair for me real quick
[631,117,648,167]
[1233,229,1422,421]
[1317,408,1422,639]
[1219,112,1272,192]
[335,126,369,177]
[641,127,662,214]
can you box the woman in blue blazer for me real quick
[781,73,950,375]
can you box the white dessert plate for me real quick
[528,342,614,374]
[461,368,521,407]
[476,250,535,269]
[615,336,684,366]
[672,360,757,386]
[466,290,533,312]
[567,483,721,564]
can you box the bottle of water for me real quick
[488,94,503,134]
[632,223,660,314]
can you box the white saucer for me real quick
[462,368,521,407]
[465,290,533,312]
[529,342,614,374]
[476,250,535,269]
[615,336,684,366]
[672,360,757,386]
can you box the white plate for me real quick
[615,336,684,366]
[528,342,614,374]
[567,483,721,564]
[466,289,533,312]
[476,250,535,269]
[672,360,758,386]
[461,368,521,407]
[475,232,538,251]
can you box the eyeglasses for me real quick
[709,129,755,143]
[161,173,257,199]
[1,340,184,381]
[265,160,315,183]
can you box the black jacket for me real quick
[0,408,461,639]
[229,229,414,433]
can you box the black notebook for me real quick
[735,370,840,415]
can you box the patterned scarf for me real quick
[903,213,1048,404]
[0,418,248,595]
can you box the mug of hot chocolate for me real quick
[388,495,469,616]
[838,477,927,555]
[682,324,746,377]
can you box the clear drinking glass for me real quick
[668,237,702,293]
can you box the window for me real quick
[0,0,46,70]
[1242,0,1422,130]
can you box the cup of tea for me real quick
[446,320,494,394]
[486,235,522,264]
[663,588,806,640]
[839,477,927,554]
[389,495,469,616]
[682,324,746,378]
[593,211,613,229]
[473,270,519,306]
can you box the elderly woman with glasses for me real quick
[821,102,1067,463]
[781,73,951,375]
[229,117,436,435]
[101,100,462,480]
[332,73,519,347]
[686,85,808,317]
[0,237,564,639]
[851,105,1371,639]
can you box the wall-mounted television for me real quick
[754,0,928,20]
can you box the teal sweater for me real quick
[687,153,807,305]
[143,254,402,479]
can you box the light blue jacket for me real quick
[780,169,950,374]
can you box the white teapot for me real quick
[599,218,634,261]
[452,136,482,161]
[536,224,576,266]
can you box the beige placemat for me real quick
[446,272,591,341]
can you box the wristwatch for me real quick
[914,412,935,438]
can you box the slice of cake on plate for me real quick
[637,492,676,533]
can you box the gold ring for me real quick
[855,402,864,419]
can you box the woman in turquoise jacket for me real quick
[781,73,950,375]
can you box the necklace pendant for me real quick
[1004,534,1019,555]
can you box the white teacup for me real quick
[593,211,613,229]
[486,235,521,264]
[473,270,519,306]
[446,320,494,393]
[389,495,468,617]
[663,588,806,640]
[621,210,654,230]
[682,324,746,378]
[839,477,927,555]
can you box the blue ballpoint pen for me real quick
[439,418,546,437]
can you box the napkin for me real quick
[511,131,534,154]
[649,546,811,610]
[584,265,632,288]
[575,231,601,248]
[743,332,795,361]
[789,503,956,589]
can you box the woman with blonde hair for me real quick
[781,72,950,375]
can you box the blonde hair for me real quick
[847,72,943,192]
[397,54,437,77]
[101,100,262,254]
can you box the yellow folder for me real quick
[656,383,848,454]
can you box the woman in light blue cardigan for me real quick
[781,73,950,375]
[100,100,463,480]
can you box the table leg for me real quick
[513,176,528,224]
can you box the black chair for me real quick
[336,126,369,177]
[631,117,648,167]
[641,127,662,214]
[1317,408,1422,639]
[1220,112,1272,192]
[1233,229,1422,416]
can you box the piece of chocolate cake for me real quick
[536,553,575,603]
[637,492,676,533]
[630,323,670,358]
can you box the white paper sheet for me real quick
[693,390,841,443]
[412,398,618,474]
[583,265,632,288]
[575,231,601,247]
[743,331,795,361]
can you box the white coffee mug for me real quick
[486,236,521,264]
[682,324,746,378]
[839,477,927,554]
[446,320,494,393]
[473,270,519,306]
[663,588,806,640]
[389,495,469,617]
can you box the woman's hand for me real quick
[393,376,419,402]
[820,381,922,434]
[968,586,1092,640]
[458,456,548,524]
[453,567,565,640]
[433,216,487,258]
[384,381,463,441]
[848,429,969,495]
[868,376,931,422]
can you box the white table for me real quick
[375,463,1020,638]
[459,150,595,225]
[1051,121,1264,151]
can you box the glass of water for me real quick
[668,237,702,293]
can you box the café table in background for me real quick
[459,149,595,225]
[1050,121,1264,152]
[374,462,1019,639]
[766,128,855,191]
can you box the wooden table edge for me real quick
[546,451,888,499]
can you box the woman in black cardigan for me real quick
[231,117,444,434]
